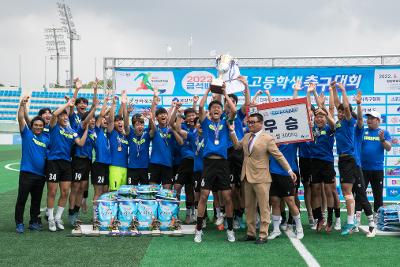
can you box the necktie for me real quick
[248,133,256,153]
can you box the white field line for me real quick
[285,230,320,267]
[4,162,20,172]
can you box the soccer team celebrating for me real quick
[15,77,392,243]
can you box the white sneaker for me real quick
[215,215,225,226]
[296,227,304,240]
[226,229,235,242]
[55,219,65,230]
[334,218,341,231]
[233,218,240,230]
[48,219,56,232]
[194,229,203,243]
[311,219,317,230]
[366,227,376,238]
[268,230,281,240]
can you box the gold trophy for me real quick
[210,54,244,94]
[129,218,140,236]
[150,218,161,236]
[170,217,183,237]
[109,217,120,236]
[71,219,83,236]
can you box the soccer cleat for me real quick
[296,227,304,240]
[28,222,43,231]
[55,219,65,230]
[226,229,235,242]
[233,218,240,230]
[341,223,356,236]
[325,222,332,233]
[16,223,24,234]
[311,219,317,230]
[194,229,203,243]
[334,218,341,231]
[316,218,325,232]
[48,219,57,232]
[366,227,376,238]
[267,230,281,240]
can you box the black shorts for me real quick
[310,159,336,184]
[194,171,202,192]
[91,162,110,185]
[175,158,194,185]
[338,155,358,184]
[299,157,312,184]
[270,173,295,198]
[228,147,243,186]
[149,163,173,185]
[46,159,72,183]
[71,157,91,182]
[201,158,231,191]
[127,168,149,185]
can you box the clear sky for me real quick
[1,0,399,89]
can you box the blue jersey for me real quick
[191,132,205,172]
[69,112,82,131]
[42,125,50,138]
[299,142,312,158]
[108,130,128,168]
[20,126,49,177]
[94,126,111,165]
[150,126,175,167]
[201,117,230,159]
[310,124,335,162]
[361,128,391,171]
[128,127,151,169]
[354,126,364,167]
[47,124,78,161]
[270,143,299,176]
[180,124,196,159]
[74,125,95,160]
[335,117,356,156]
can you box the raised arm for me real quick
[330,81,341,110]
[51,98,75,128]
[293,81,301,99]
[265,89,272,103]
[192,95,199,114]
[107,96,116,133]
[82,98,99,129]
[199,87,211,122]
[171,128,184,145]
[223,85,237,121]
[251,90,263,106]
[355,90,363,129]
[337,83,351,120]
[70,78,82,114]
[120,90,130,135]
[96,96,109,128]
[237,76,250,114]
[23,102,31,127]
[328,85,335,117]
[379,130,392,152]
[18,96,29,132]
[169,102,188,139]
[75,123,89,146]
[149,89,159,138]
[306,83,316,118]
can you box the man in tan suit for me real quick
[229,113,296,244]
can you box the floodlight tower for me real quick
[58,2,80,90]
[44,27,66,86]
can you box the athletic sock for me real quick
[47,208,54,220]
[55,207,64,220]
[347,215,354,225]
[334,208,341,218]
[196,217,204,231]
[327,207,334,224]
[293,214,302,228]
[73,205,80,213]
[68,209,74,216]
[272,215,281,232]
[315,207,323,220]
[226,217,233,231]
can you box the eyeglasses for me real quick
[247,120,260,125]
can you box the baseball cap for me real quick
[365,111,381,120]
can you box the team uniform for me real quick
[361,127,391,212]
[72,125,95,182]
[15,126,49,227]
[149,126,175,185]
[69,112,82,131]
[200,117,231,191]
[46,124,78,182]
[269,143,299,198]
[108,129,128,190]
[92,126,111,186]
[127,127,151,185]
[310,124,336,184]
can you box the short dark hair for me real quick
[58,109,68,116]
[31,116,45,128]
[337,103,357,119]
[155,107,168,116]
[75,97,88,106]
[184,108,196,116]
[132,114,144,126]
[249,113,263,122]
[208,100,223,111]
[227,94,238,104]
[38,107,51,117]
[114,115,123,121]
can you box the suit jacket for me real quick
[233,131,291,183]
